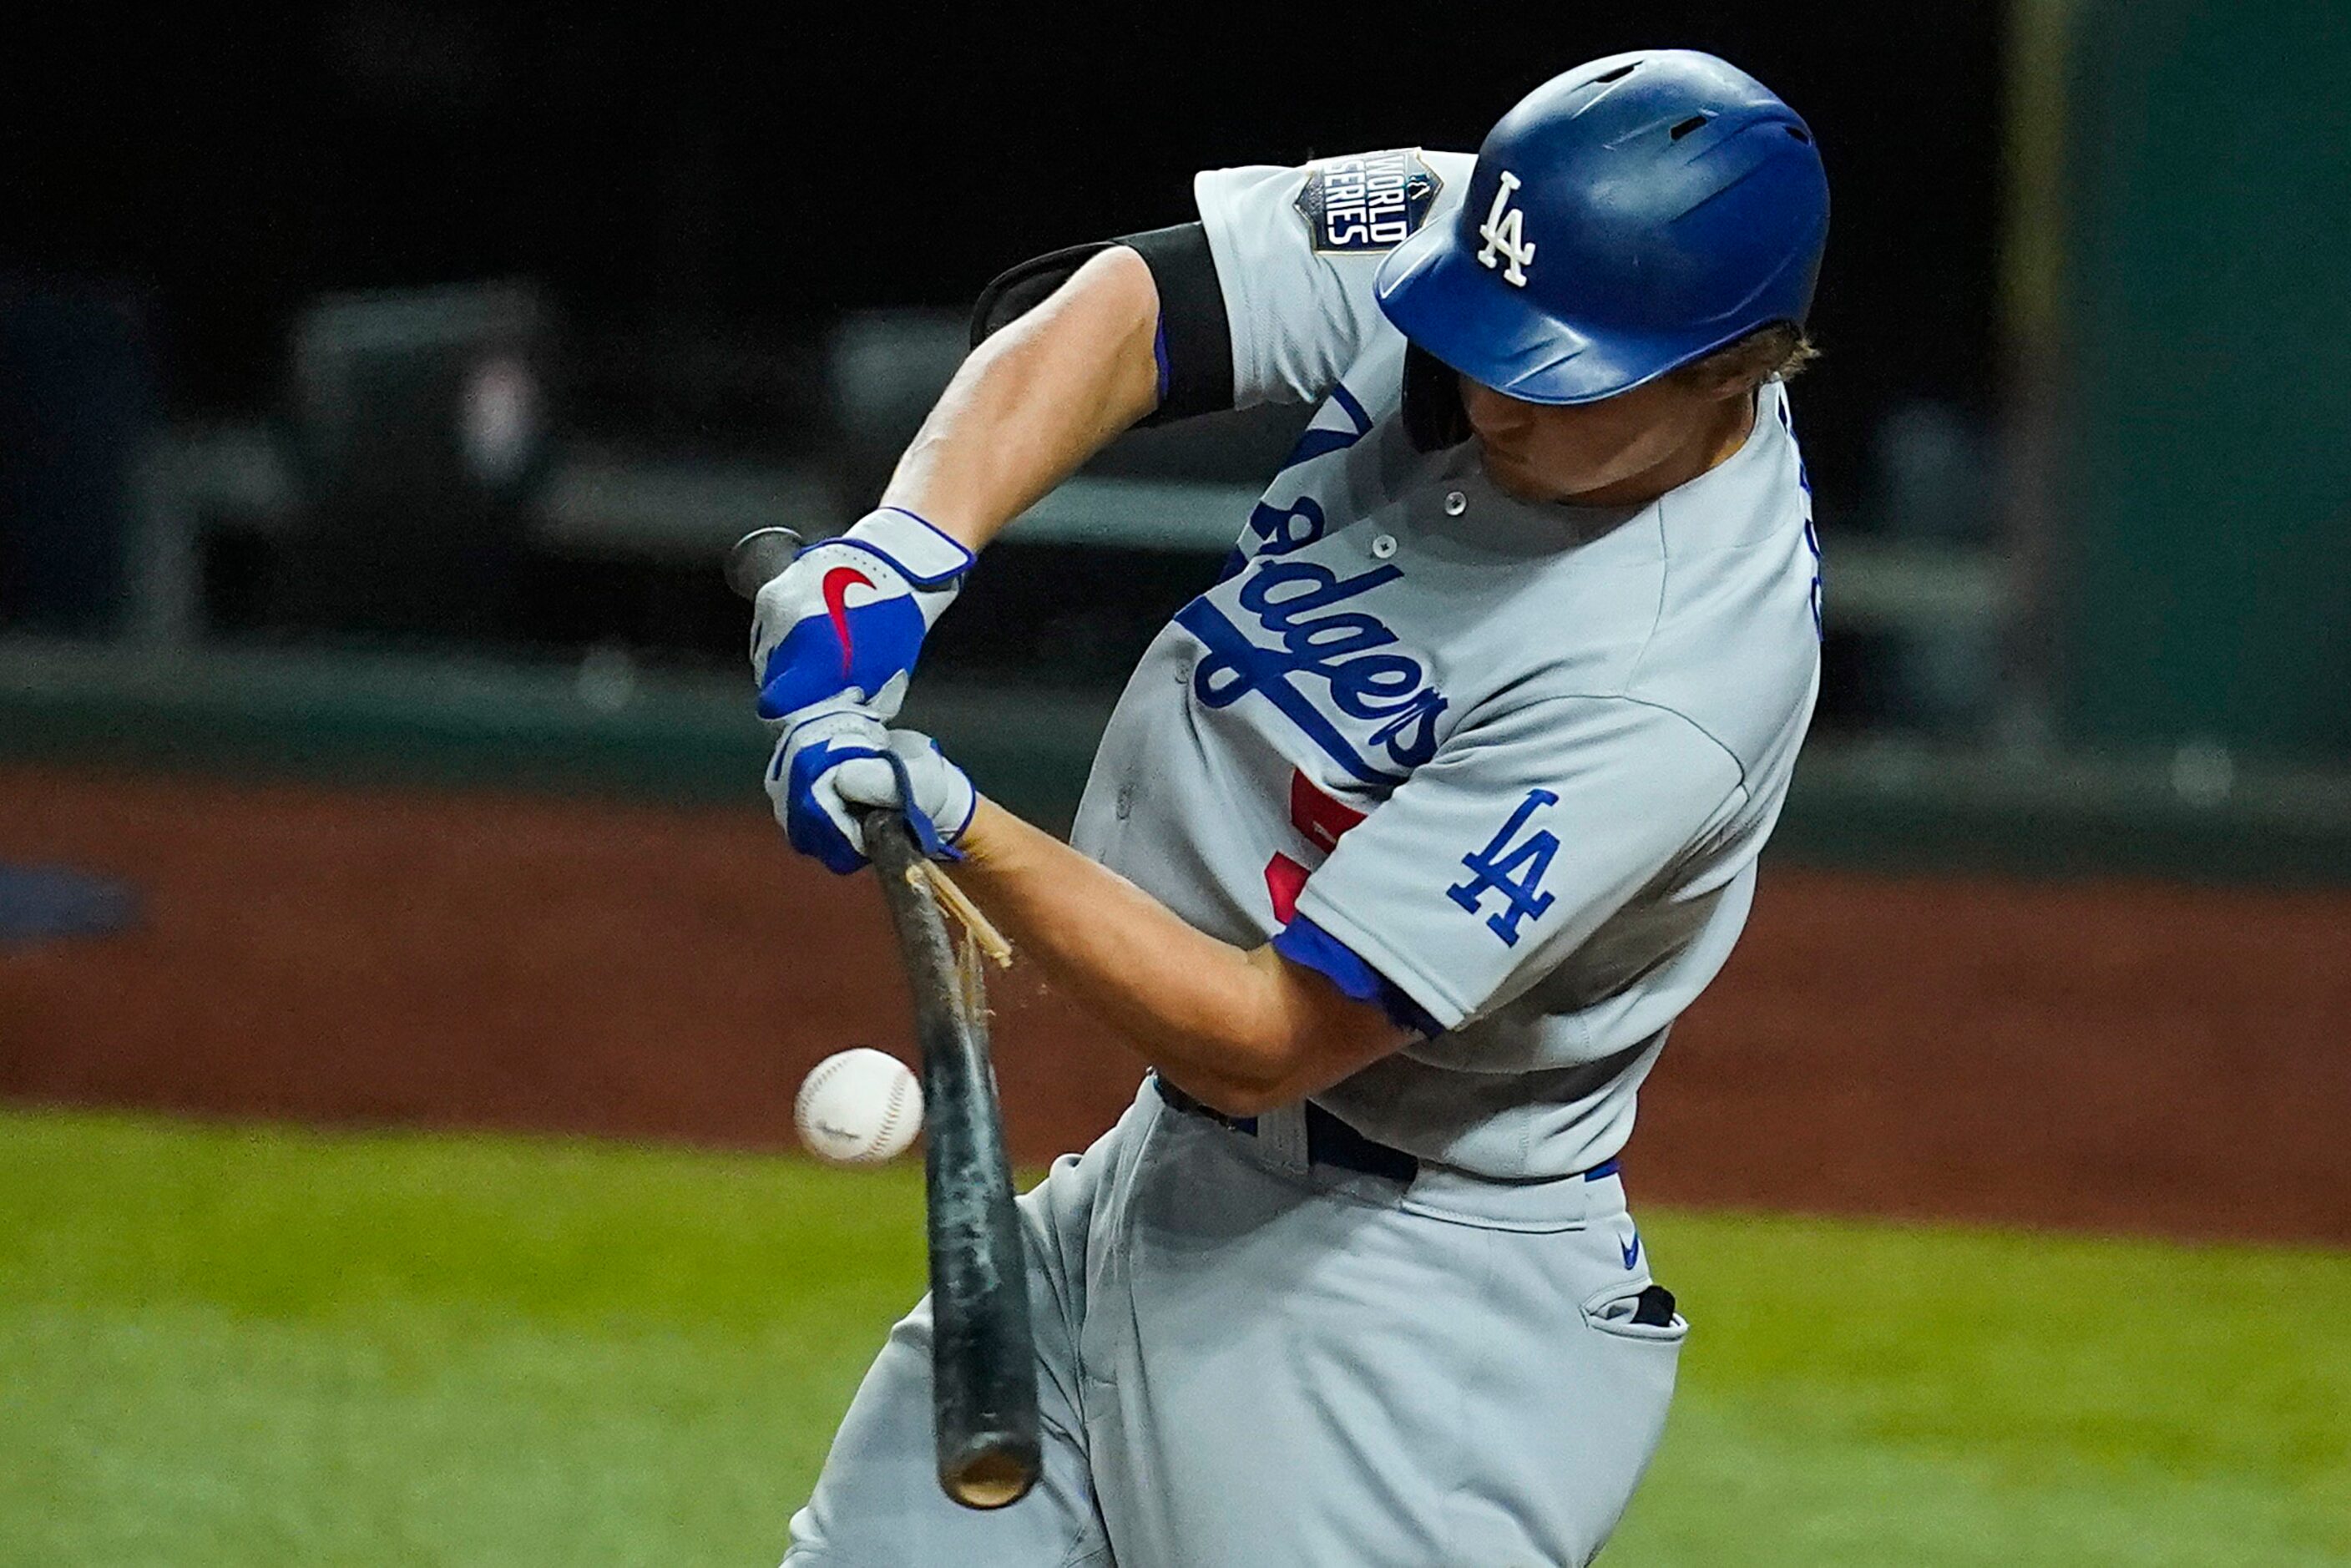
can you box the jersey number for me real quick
[1264,770,1368,923]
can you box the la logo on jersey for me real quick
[1476,169,1536,288]
[1447,787,1560,946]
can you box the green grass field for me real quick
[3,1110,2345,1566]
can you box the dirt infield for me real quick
[4,762,2347,1246]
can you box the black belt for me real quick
[1154,1075,1626,1187]
[1155,1075,1419,1183]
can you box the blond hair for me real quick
[1677,321,1820,389]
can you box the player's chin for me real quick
[1475,443,1571,503]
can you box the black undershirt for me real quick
[970,221,1466,447]
[968,223,1231,427]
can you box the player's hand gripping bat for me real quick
[728,525,1041,1510]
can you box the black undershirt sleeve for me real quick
[968,221,1236,426]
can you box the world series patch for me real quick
[1294,149,1441,254]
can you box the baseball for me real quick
[795,1048,923,1166]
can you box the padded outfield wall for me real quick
[2051,0,2351,759]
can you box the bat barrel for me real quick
[863,812,1043,1510]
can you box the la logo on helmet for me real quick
[1476,170,1537,287]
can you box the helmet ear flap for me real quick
[1402,346,1473,453]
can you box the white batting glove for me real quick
[768,714,978,876]
[749,508,973,725]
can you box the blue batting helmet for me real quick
[1375,50,1830,405]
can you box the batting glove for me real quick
[749,507,973,725]
[769,708,978,876]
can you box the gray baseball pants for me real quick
[782,1077,1685,1566]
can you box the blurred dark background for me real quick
[0,7,1999,692]
[3,7,2000,427]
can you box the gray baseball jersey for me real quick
[1070,148,1823,1180]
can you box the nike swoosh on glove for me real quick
[769,711,978,876]
[749,508,973,725]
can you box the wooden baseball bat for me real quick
[730,525,1040,1510]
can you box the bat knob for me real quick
[943,1441,1041,1510]
[725,527,807,600]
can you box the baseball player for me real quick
[759,48,1829,1566]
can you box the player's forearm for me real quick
[881,247,1163,554]
[953,800,1398,1115]
[953,801,1297,1101]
